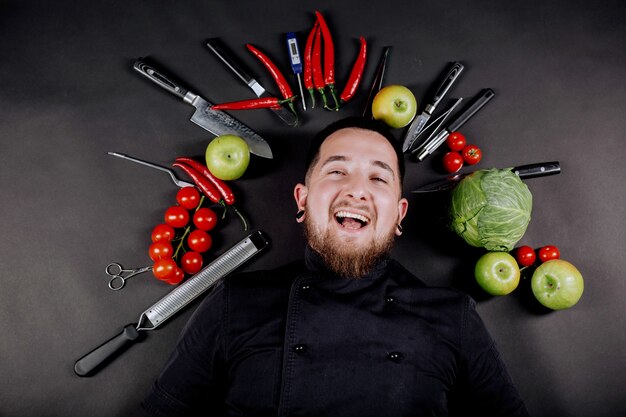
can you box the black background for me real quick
[1,1,625,416]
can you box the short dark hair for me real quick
[304,116,405,184]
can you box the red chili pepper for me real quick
[339,36,367,104]
[174,157,235,205]
[245,44,294,100]
[173,160,249,230]
[315,10,339,110]
[311,25,329,110]
[172,162,222,204]
[211,97,285,111]
[303,21,319,108]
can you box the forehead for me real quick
[318,128,399,169]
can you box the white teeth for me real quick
[335,211,370,224]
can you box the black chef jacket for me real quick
[140,247,529,417]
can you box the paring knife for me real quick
[411,161,561,193]
[206,38,298,127]
[74,230,269,377]
[362,46,391,118]
[410,88,495,162]
[402,62,464,153]
[133,58,273,159]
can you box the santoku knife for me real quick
[133,58,273,159]
[411,161,561,193]
[206,38,298,127]
[402,62,464,153]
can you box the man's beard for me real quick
[304,215,396,279]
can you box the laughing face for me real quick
[294,127,409,278]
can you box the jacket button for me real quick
[293,344,307,354]
[387,351,404,362]
[385,296,395,303]
[301,284,311,291]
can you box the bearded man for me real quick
[138,117,529,417]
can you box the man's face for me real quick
[294,127,409,277]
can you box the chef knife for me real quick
[133,58,273,159]
[410,88,495,162]
[206,38,298,127]
[402,62,464,153]
[362,46,391,118]
[411,161,561,193]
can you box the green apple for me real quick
[474,251,521,296]
[531,259,584,310]
[205,135,250,180]
[371,85,417,128]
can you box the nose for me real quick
[344,174,369,200]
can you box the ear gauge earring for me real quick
[296,210,305,221]
[396,224,403,234]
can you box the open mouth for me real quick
[335,210,371,230]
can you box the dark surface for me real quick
[1,1,625,416]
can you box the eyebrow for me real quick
[320,155,396,180]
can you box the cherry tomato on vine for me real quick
[462,144,482,165]
[538,245,560,263]
[176,186,201,210]
[187,229,212,253]
[446,132,466,151]
[151,223,176,243]
[164,206,190,228]
[514,245,536,267]
[193,207,218,231]
[152,258,178,281]
[148,241,174,261]
[181,251,203,275]
[166,267,185,285]
[443,151,464,173]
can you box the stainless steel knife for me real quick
[402,62,464,153]
[206,38,298,127]
[133,58,273,159]
[410,88,495,162]
[411,161,561,193]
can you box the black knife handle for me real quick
[430,62,464,110]
[362,46,391,117]
[513,161,561,179]
[206,38,255,86]
[74,324,140,377]
[448,88,495,132]
[133,58,189,100]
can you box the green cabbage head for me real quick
[448,168,532,251]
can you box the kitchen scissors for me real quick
[106,263,152,291]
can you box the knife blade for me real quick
[133,58,273,159]
[206,38,298,127]
[402,62,464,153]
[362,46,391,118]
[410,88,495,162]
[411,161,561,193]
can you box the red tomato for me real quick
[148,241,173,261]
[151,223,176,243]
[166,267,185,285]
[152,258,178,281]
[164,206,190,228]
[181,251,204,275]
[446,132,466,151]
[176,187,201,210]
[538,245,560,263]
[187,230,212,253]
[462,144,482,165]
[443,151,464,173]
[193,208,218,231]
[514,245,536,267]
